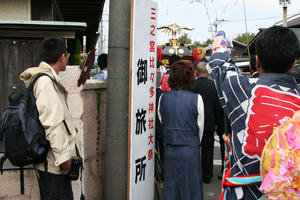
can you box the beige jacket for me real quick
[20,62,78,174]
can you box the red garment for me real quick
[193,48,200,62]
[157,46,162,62]
[193,47,206,62]
[161,72,170,92]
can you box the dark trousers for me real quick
[219,134,225,174]
[201,131,215,183]
[157,138,164,164]
[37,170,73,200]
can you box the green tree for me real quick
[190,39,211,49]
[190,41,201,49]
[234,32,255,45]
[67,37,82,65]
[178,33,192,44]
[200,39,212,47]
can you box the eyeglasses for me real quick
[65,52,70,59]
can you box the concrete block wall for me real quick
[59,66,84,200]
[61,67,108,200]
[62,67,108,200]
[82,80,107,200]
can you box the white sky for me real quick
[152,0,300,45]
[98,0,300,52]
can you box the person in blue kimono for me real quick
[158,61,204,200]
[92,53,108,80]
[207,26,300,200]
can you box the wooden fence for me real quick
[0,38,41,151]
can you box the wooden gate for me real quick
[0,39,41,111]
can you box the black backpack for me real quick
[0,73,52,194]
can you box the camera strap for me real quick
[80,165,85,200]
[75,145,85,199]
[75,145,81,157]
[75,139,85,199]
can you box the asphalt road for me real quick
[203,134,223,200]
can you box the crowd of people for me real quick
[6,25,299,200]
[156,26,300,200]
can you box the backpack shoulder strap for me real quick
[28,73,55,91]
[0,154,8,174]
[19,166,24,194]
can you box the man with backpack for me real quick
[19,37,79,200]
[207,26,300,199]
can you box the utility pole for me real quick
[212,18,225,34]
[242,0,250,58]
[104,0,131,199]
[202,0,214,39]
[98,2,109,55]
[98,20,104,54]
[280,0,291,27]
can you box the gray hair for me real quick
[196,62,208,75]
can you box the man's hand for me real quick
[60,159,72,172]
[212,30,228,52]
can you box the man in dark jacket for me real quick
[193,62,222,183]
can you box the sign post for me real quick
[128,0,157,199]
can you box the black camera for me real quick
[68,156,83,181]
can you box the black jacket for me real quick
[193,76,222,132]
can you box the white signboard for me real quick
[128,0,157,199]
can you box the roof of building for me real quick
[56,0,105,50]
[0,20,86,30]
[275,12,300,28]
[233,40,247,48]
[0,20,87,39]
[246,28,300,55]
[244,13,300,55]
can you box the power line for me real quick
[206,12,298,22]
[225,16,282,22]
